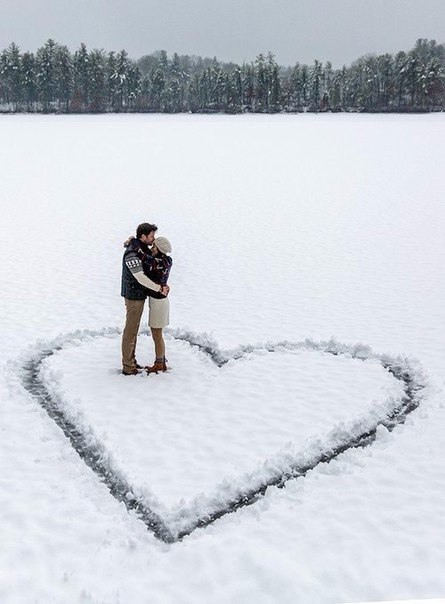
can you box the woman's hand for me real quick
[123,235,134,247]
[160,285,170,296]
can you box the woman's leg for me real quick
[147,297,169,372]
[150,327,165,360]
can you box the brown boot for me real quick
[145,357,168,374]
[122,367,141,375]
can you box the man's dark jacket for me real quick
[121,239,150,300]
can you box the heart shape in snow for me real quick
[21,328,425,542]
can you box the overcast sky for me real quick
[1,0,444,67]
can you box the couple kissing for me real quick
[121,222,172,376]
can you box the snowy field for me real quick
[1,113,445,603]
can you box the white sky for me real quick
[0,0,444,66]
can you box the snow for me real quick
[1,113,445,603]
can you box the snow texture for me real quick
[1,113,445,604]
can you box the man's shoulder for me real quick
[123,248,137,261]
[124,238,147,255]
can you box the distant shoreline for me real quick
[1,38,444,114]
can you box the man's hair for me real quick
[136,223,158,238]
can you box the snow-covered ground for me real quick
[1,113,445,603]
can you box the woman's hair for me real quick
[136,223,158,238]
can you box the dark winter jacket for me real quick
[121,239,152,300]
[140,252,173,299]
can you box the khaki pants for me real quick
[121,298,145,372]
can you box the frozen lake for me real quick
[1,113,445,603]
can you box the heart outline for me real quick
[19,328,426,543]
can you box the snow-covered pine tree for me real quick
[88,49,106,112]
[0,42,23,110]
[21,51,37,111]
[36,39,58,112]
[73,43,90,111]
[56,45,73,112]
[126,62,142,111]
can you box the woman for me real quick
[135,236,173,373]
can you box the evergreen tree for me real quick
[406,49,419,106]
[321,61,333,110]
[73,43,90,111]
[0,43,23,109]
[330,66,345,110]
[115,50,130,110]
[377,54,394,109]
[186,72,201,112]
[309,60,323,111]
[56,45,73,112]
[170,52,181,79]
[89,49,106,112]
[127,62,141,110]
[164,76,182,112]
[227,66,243,113]
[255,53,267,111]
[207,59,226,111]
[241,63,255,111]
[140,75,150,111]
[300,65,310,109]
[267,53,281,112]
[394,51,408,108]
[21,52,37,110]
[36,39,58,112]
[157,50,169,73]
[150,67,165,112]
[106,52,119,110]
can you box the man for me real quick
[121,222,169,375]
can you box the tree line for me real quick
[0,38,444,113]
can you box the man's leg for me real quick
[121,298,145,373]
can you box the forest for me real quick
[0,38,444,113]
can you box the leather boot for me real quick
[145,357,168,374]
